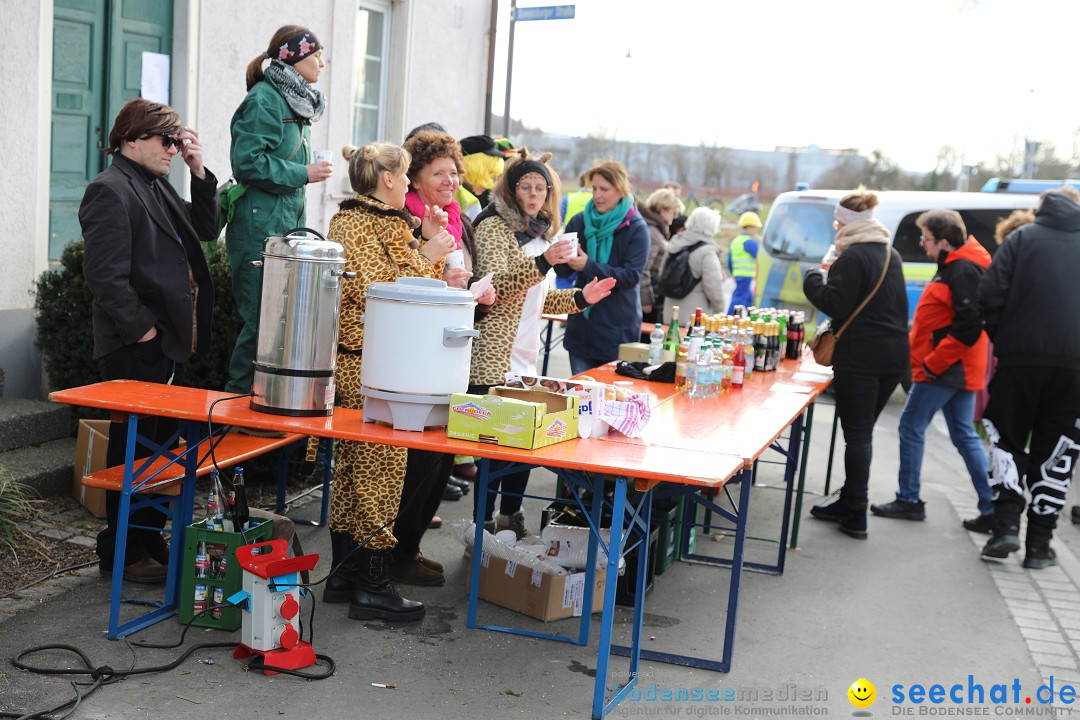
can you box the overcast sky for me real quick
[492,0,1080,172]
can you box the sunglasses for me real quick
[158,133,184,152]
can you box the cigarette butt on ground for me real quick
[371,682,397,689]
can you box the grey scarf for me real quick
[265,59,325,122]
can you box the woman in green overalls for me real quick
[225,25,332,394]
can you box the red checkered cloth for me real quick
[597,393,651,438]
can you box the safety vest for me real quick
[455,186,481,221]
[729,234,757,278]
[562,190,590,226]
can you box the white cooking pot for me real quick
[360,277,478,397]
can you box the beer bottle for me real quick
[754,321,767,372]
[693,307,703,330]
[232,466,250,532]
[664,306,682,353]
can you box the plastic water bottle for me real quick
[648,323,665,364]
[691,343,713,398]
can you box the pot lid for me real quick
[366,277,475,304]
[263,232,345,262]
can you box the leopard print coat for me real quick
[327,196,444,547]
[469,199,582,385]
[333,196,445,352]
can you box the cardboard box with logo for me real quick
[503,372,609,439]
[447,386,579,449]
[73,419,110,518]
[467,551,606,622]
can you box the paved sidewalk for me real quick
[2,364,1079,717]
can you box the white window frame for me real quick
[353,0,392,145]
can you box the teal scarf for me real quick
[582,196,632,265]
[581,196,632,317]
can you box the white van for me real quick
[754,189,1040,322]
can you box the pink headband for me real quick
[835,204,873,225]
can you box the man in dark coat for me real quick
[978,186,1080,569]
[79,98,218,583]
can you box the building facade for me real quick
[3,0,492,399]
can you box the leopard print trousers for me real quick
[328,353,405,550]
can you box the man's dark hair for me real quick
[916,208,967,249]
[106,98,181,155]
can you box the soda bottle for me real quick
[211,471,229,533]
[216,553,228,581]
[663,306,682,354]
[778,313,788,356]
[193,584,208,616]
[688,324,705,363]
[675,342,689,390]
[195,540,210,579]
[732,333,746,387]
[210,586,224,620]
[742,327,756,377]
[648,323,665,364]
[691,342,712,399]
[205,481,220,532]
[720,342,734,392]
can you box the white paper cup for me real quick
[445,248,465,269]
[314,149,333,164]
[561,232,579,257]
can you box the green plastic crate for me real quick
[652,499,680,575]
[677,496,697,558]
[178,517,273,630]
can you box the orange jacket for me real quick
[909,236,991,390]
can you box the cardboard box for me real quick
[447,387,579,449]
[73,419,110,518]
[504,372,609,439]
[618,342,651,363]
[468,551,606,622]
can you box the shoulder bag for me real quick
[808,246,891,366]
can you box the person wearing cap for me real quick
[726,211,762,313]
[224,25,332,396]
[455,135,506,222]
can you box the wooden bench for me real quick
[82,431,306,496]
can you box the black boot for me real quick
[348,548,425,622]
[323,531,360,604]
[1023,515,1058,570]
[810,489,847,522]
[981,523,1021,560]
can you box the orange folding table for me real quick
[50,355,826,719]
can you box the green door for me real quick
[49,0,172,260]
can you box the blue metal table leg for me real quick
[465,456,490,631]
[772,412,803,575]
[593,476,637,719]
[790,403,815,549]
[108,413,140,639]
[720,465,753,670]
[540,319,555,376]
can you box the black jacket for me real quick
[803,242,909,375]
[80,155,218,362]
[979,191,1080,370]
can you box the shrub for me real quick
[34,239,242,394]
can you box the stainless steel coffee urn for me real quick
[251,227,351,416]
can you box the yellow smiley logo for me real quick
[848,678,876,708]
